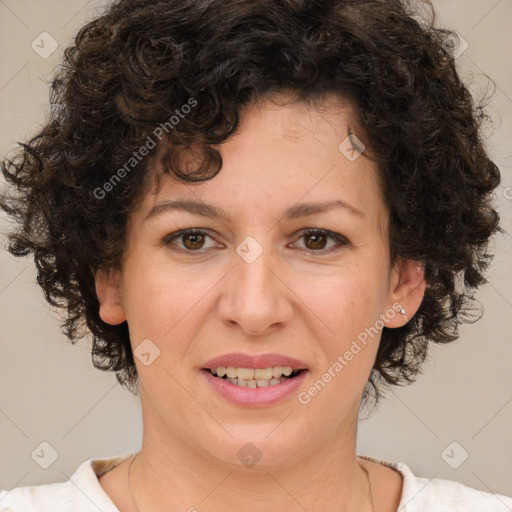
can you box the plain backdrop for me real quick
[1,0,511,500]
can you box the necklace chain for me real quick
[128,452,374,512]
[361,462,376,512]
[128,453,141,512]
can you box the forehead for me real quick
[136,93,386,228]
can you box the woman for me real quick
[1,0,511,510]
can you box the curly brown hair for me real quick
[0,0,501,404]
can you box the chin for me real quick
[199,429,309,470]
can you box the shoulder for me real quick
[359,454,512,512]
[0,453,133,512]
[402,472,512,512]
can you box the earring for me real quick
[399,307,408,321]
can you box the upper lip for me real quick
[202,353,308,370]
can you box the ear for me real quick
[383,257,426,328]
[94,268,127,325]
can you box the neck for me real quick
[129,391,372,512]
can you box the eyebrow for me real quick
[145,199,365,222]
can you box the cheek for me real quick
[122,261,223,364]
[123,260,196,324]
[296,266,384,342]
[295,273,382,418]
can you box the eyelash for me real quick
[163,228,349,255]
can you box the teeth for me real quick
[272,367,283,378]
[225,377,287,387]
[254,368,273,380]
[214,366,296,379]
[237,367,255,380]
[225,367,237,378]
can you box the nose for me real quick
[217,241,294,336]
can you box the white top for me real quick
[1,452,511,511]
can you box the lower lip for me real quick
[202,369,308,407]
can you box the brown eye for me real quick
[164,229,217,252]
[182,231,206,250]
[293,229,348,253]
[304,232,328,250]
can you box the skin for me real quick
[95,92,426,512]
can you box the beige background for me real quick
[1,0,511,501]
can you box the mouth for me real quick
[203,366,306,388]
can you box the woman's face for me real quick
[96,93,425,467]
